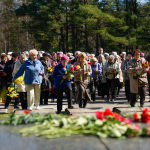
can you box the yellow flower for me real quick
[8,87,14,92]
[65,71,67,75]
[15,76,24,84]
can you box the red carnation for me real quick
[147,65,149,69]
[143,108,149,114]
[96,111,104,120]
[133,112,140,122]
[24,110,30,115]
[104,108,113,116]
[77,63,80,65]
[141,108,150,123]
[142,63,145,67]
[148,70,150,74]
[71,67,74,72]
[88,62,92,65]
[74,65,78,70]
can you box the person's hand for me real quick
[40,71,43,75]
[78,69,81,73]
[136,68,142,71]
[12,78,15,81]
[63,75,67,79]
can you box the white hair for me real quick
[112,52,117,57]
[121,52,126,55]
[75,51,81,56]
[20,53,27,59]
[29,49,38,56]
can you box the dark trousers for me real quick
[91,79,98,101]
[40,90,49,104]
[56,84,72,111]
[147,73,150,97]
[99,82,107,97]
[130,86,145,106]
[19,92,27,109]
[106,79,117,100]
[125,80,130,101]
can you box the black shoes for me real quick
[56,110,61,114]
[78,99,87,108]
[68,105,74,109]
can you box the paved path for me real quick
[1,88,150,150]
[1,88,150,115]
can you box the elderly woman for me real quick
[74,52,92,108]
[91,57,102,101]
[12,54,27,109]
[13,49,44,110]
[127,49,148,107]
[40,52,51,105]
[52,55,74,114]
[103,55,121,102]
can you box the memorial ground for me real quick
[0,88,150,150]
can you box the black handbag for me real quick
[41,78,51,91]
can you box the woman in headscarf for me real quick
[103,55,121,102]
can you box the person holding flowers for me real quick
[103,55,121,102]
[12,54,27,109]
[40,52,52,105]
[52,55,74,114]
[13,49,44,111]
[74,52,92,108]
[90,57,102,101]
[127,49,149,107]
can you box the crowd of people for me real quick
[0,48,150,114]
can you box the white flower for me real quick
[76,117,88,126]
[95,120,103,126]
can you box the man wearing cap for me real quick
[52,55,74,114]
[40,52,51,105]
[3,52,19,108]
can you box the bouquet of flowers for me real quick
[60,65,75,84]
[7,82,19,98]
[47,66,53,73]
[142,61,149,69]
[136,61,149,76]
[106,69,119,77]
[14,76,24,84]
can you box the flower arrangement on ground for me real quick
[1,108,150,139]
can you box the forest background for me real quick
[0,0,149,54]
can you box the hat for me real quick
[141,53,145,57]
[57,52,63,57]
[104,53,109,57]
[43,52,50,57]
[61,55,69,62]
[7,52,13,55]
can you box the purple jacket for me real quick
[91,63,102,79]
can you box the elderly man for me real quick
[13,49,44,110]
